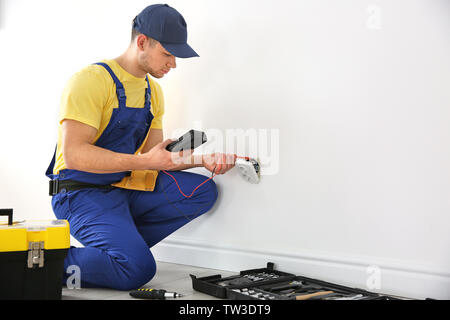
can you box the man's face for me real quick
[137,36,177,79]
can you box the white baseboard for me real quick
[152,237,450,300]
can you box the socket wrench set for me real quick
[190,262,296,299]
[190,262,398,300]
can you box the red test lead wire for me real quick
[162,154,249,199]
[161,170,217,199]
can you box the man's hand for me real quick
[139,141,237,174]
[138,139,194,171]
[202,153,236,175]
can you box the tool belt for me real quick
[48,179,115,196]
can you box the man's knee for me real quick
[183,178,217,220]
[199,178,218,214]
[109,250,156,291]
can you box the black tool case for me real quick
[0,209,70,300]
[190,262,296,299]
[191,262,399,300]
[227,275,397,300]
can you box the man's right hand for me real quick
[62,119,195,173]
[138,139,195,171]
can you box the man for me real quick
[46,4,235,290]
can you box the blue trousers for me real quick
[51,171,218,290]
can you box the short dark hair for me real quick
[131,18,157,47]
[131,16,139,40]
[131,28,141,41]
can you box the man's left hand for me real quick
[202,153,236,175]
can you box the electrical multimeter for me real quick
[166,130,207,152]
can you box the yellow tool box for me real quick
[0,209,70,300]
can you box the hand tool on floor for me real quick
[295,291,335,300]
[331,294,365,300]
[267,280,327,293]
[285,288,330,296]
[267,280,305,292]
[217,277,254,287]
[284,284,333,297]
[129,288,183,300]
[307,292,356,300]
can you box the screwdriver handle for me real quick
[129,288,167,300]
[296,291,334,300]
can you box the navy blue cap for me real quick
[133,4,199,58]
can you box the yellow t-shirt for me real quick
[53,59,164,176]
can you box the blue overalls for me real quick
[46,63,218,290]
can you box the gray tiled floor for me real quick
[62,261,235,300]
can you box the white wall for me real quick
[1,0,449,299]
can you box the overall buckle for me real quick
[49,180,59,196]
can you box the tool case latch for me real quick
[27,242,44,268]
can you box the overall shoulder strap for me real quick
[93,62,126,108]
[144,75,152,109]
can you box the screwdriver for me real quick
[295,291,335,300]
[129,288,183,300]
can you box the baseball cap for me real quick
[133,4,199,58]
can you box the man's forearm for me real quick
[65,142,207,174]
[170,154,204,171]
[64,143,147,174]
